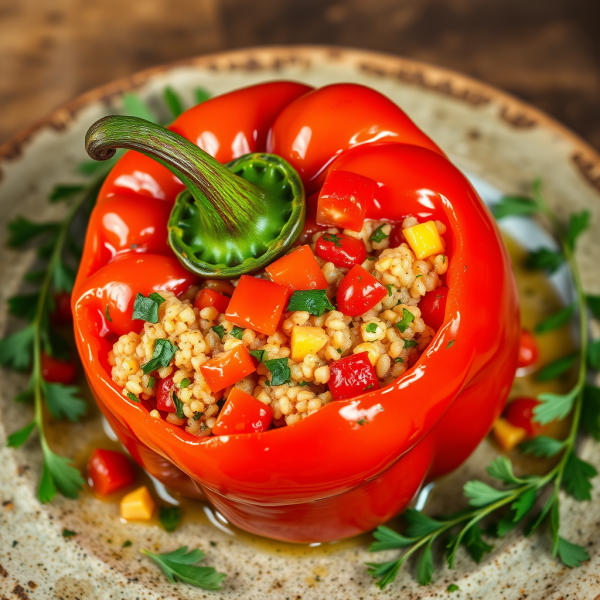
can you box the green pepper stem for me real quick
[85,116,267,238]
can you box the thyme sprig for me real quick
[367,180,597,587]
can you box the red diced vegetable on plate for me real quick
[88,448,136,495]
[316,169,376,232]
[518,329,539,369]
[266,245,328,290]
[225,275,290,335]
[328,352,380,401]
[41,351,77,384]
[212,388,273,436]
[199,344,257,392]
[504,397,544,437]
[337,264,387,317]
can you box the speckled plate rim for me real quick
[2,46,600,600]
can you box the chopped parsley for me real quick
[364,383,374,390]
[287,289,335,316]
[148,376,155,389]
[193,412,203,421]
[394,357,404,363]
[172,392,184,419]
[322,232,343,247]
[370,224,389,243]
[298,381,311,386]
[446,340,455,349]
[230,326,244,339]
[142,339,178,374]
[122,540,132,548]
[212,325,226,339]
[264,358,291,386]
[365,322,379,334]
[357,418,367,426]
[396,308,415,333]
[179,378,190,388]
[249,349,267,363]
[159,506,182,532]
[385,284,394,297]
[126,391,139,403]
[62,528,76,538]
[415,274,422,278]
[403,339,418,349]
[105,304,112,322]
[132,292,165,323]
[336,347,342,354]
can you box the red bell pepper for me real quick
[41,352,77,385]
[194,288,230,314]
[419,287,449,332]
[88,448,136,495]
[315,232,367,269]
[199,345,256,393]
[73,81,519,543]
[265,245,328,291]
[518,329,539,369]
[316,169,375,232]
[329,353,380,401]
[225,275,290,336]
[504,397,544,437]
[212,388,273,436]
[337,264,388,317]
[156,375,176,413]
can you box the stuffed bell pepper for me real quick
[73,81,520,543]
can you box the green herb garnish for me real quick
[159,506,182,532]
[394,357,404,363]
[62,529,76,538]
[172,392,185,419]
[365,322,379,334]
[122,540,132,548]
[132,292,165,323]
[141,546,225,590]
[193,412,203,421]
[105,304,112,322]
[148,377,155,389]
[446,340,455,349]
[385,284,394,297]
[370,224,389,243]
[402,339,418,349]
[396,309,415,333]
[212,325,226,339]
[264,358,291,386]
[179,378,190,389]
[142,339,178,374]
[126,392,139,403]
[230,326,244,339]
[249,349,267,363]
[287,289,335,317]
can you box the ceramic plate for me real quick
[1,46,600,600]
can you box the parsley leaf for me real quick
[126,392,139,403]
[526,248,564,274]
[7,421,36,448]
[7,216,59,248]
[396,309,415,333]
[132,292,165,323]
[446,340,455,349]
[8,293,39,321]
[52,261,76,293]
[464,480,512,507]
[368,526,415,552]
[447,584,459,592]
[122,93,156,122]
[462,524,493,563]
[179,378,190,388]
[416,541,434,585]
[159,506,182,532]
[534,387,579,424]
[148,376,155,389]
[385,284,394,297]
[230,326,244,339]
[44,383,86,421]
[403,509,442,537]
[194,87,211,104]
[566,210,591,251]
[365,322,378,334]
[264,358,291,386]
[39,445,85,503]
[536,353,577,381]
[403,339,418,349]
[322,232,342,247]
[562,453,597,501]
[587,294,600,320]
[582,384,600,439]
[172,393,185,419]
[370,224,389,244]
[49,184,84,203]
[164,86,184,119]
[141,546,225,590]
[249,349,267,363]
[519,436,564,457]
[486,456,523,485]
[105,304,112,322]
[557,537,590,568]
[212,325,226,339]
[142,339,178,374]
[366,560,402,590]
[122,540,132,548]
[287,289,335,316]
[0,325,35,371]
[535,303,575,334]
[492,195,540,219]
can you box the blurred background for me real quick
[1,0,598,148]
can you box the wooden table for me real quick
[1,0,599,150]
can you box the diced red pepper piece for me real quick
[156,375,176,413]
[194,288,230,314]
[504,397,544,437]
[316,169,376,232]
[225,275,290,335]
[419,287,448,331]
[337,265,387,317]
[200,344,257,392]
[266,245,328,291]
[328,352,380,401]
[315,232,367,269]
[212,388,273,436]
[41,351,77,384]
[88,448,136,496]
[518,329,539,369]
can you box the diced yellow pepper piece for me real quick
[403,221,444,259]
[291,326,329,362]
[120,486,155,520]
[492,417,527,451]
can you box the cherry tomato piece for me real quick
[518,329,539,368]
[315,232,367,269]
[194,289,230,314]
[88,448,136,495]
[329,352,380,401]
[337,265,387,317]
[316,170,376,232]
[53,291,73,325]
[212,388,273,436]
[226,276,290,336]
[419,287,448,332]
[41,352,77,384]
[266,245,328,291]
[504,397,544,437]
[199,345,257,393]
[156,375,176,413]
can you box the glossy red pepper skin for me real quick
[329,353,380,400]
[73,81,519,543]
[212,388,273,436]
[419,287,449,332]
[194,288,230,314]
[504,397,544,437]
[199,345,257,393]
[518,329,539,369]
[156,375,176,413]
[337,265,388,317]
[88,448,136,495]
[315,233,366,269]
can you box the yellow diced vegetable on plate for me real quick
[492,417,527,451]
[120,485,155,520]
[291,326,329,362]
[403,221,444,259]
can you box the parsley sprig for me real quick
[366,180,597,587]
